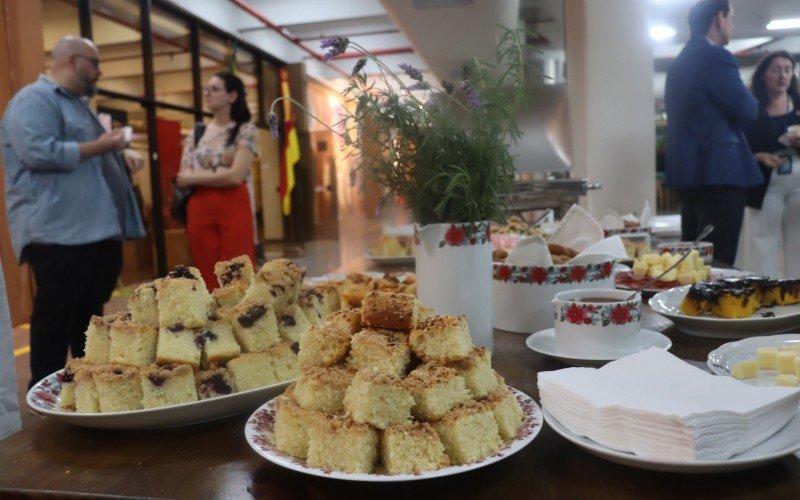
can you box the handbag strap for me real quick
[192,123,207,171]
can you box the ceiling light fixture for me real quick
[767,18,800,30]
[650,26,677,41]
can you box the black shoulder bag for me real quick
[170,123,206,224]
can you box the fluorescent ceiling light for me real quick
[650,26,677,41]
[767,18,800,30]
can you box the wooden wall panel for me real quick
[0,0,45,325]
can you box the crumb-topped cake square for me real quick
[380,422,450,474]
[409,315,474,363]
[343,368,414,429]
[346,328,410,377]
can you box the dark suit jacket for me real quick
[744,98,800,208]
[664,36,762,189]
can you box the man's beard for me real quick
[85,81,98,97]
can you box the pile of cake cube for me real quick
[273,290,524,475]
[58,257,333,413]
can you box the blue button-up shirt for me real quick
[1,75,144,262]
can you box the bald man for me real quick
[1,35,145,387]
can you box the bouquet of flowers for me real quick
[268,28,526,225]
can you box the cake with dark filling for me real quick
[221,301,281,352]
[156,325,202,369]
[92,364,143,413]
[276,303,312,343]
[199,319,241,367]
[140,364,198,409]
[128,281,159,327]
[214,255,255,289]
[85,311,130,364]
[156,266,214,329]
[195,367,236,400]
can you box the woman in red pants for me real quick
[176,71,258,290]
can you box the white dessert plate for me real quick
[363,253,415,266]
[525,328,672,367]
[649,285,800,339]
[707,334,800,385]
[304,271,413,287]
[544,409,800,473]
[615,267,749,294]
[244,387,542,482]
[27,370,291,430]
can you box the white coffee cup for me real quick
[122,126,133,143]
[552,288,641,357]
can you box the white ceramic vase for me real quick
[414,221,493,350]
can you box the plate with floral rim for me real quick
[27,370,291,430]
[244,387,542,482]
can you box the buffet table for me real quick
[1,261,799,499]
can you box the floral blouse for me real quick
[180,121,259,173]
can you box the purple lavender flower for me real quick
[398,63,423,81]
[320,37,349,61]
[459,80,480,108]
[267,112,280,138]
[351,57,367,76]
[407,81,430,91]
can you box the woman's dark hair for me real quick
[214,71,251,146]
[688,0,730,37]
[750,51,800,111]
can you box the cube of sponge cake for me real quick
[432,399,502,465]
[381,423,450,474]
[58,358,94,411]
[108,318,157,367]
[212,281,248,308]
[227,342,298,391]
[156,325,202,369]
[92,364,143,413]
[293,365,355,414]
[156,269,213,328]
[298,322,352,368]
[409,315,474,363]
[448,347,499,398]
[306,414,379,473]
[214,255,254,288]
[195,367,236,400]
[140,364,198,409]
[85,311,130,364]
[74,368,99,413]
[339,273,379,308]
[361,291,419,331]
[343,368,414,429]
[346,328,410,377]
[128,282,159,327]
[199,319,241,367]
[274,388,322,459]
[326,308,362,335]
[244,259,305,310]
[404,363,471,421]
[222,302,281,353]
[276,303,312,343]
[485,387,524,440]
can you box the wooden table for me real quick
[1,270,798,499]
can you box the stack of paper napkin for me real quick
[539,349,800,461]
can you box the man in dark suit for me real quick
[665,0,762,265]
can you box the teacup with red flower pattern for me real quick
[552,288,641,357]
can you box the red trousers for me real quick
[186,184,255,290]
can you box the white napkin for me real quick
[568,235,628,265]
[598,210,624,230]
[506,234,553,267]
[383,224,414,237]
[539,349,800,461]
[549,205,605,253]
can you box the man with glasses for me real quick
[0,35,145,388]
